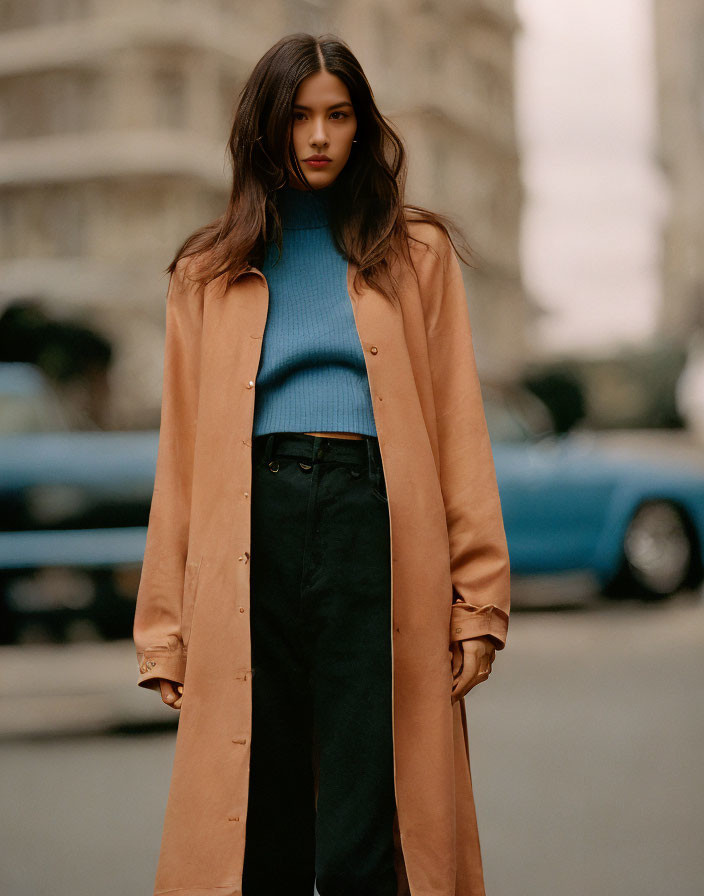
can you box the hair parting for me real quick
[166,32,476,304]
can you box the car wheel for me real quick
[620,500,693,599]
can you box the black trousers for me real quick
[242,432,398,896]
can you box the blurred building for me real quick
[0,0,524,426]
[654,0,704,340]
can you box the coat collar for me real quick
[235,260,364,302]
[236,265,266,282]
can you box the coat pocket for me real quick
[181,556,202,649]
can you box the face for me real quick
[288,69,357,190]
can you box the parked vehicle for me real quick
[2,361,702,646]
[485,384,704,599]
[0,362,156,644]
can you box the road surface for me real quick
[1,588,702,895]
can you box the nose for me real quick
[310,116,329,148]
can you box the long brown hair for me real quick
[166,32,474,304]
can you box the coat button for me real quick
[246,380,254,389]
[370,345,378,354]
[239,607,245,613]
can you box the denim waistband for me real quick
[252,432,383,482]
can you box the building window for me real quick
[38,0,89,26]
[50,186,85,257]
[0,191,16,259]
[153,66,186,130]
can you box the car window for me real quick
[0,363,71,434]
[484,399,533,443]
[483,388,555,443]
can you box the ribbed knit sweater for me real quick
[252,183,378,437]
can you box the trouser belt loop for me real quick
[262,433,276,464]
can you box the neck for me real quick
[278,182,333,230]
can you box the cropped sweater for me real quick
[252,183,378,437]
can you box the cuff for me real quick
[450,601,509,650]
[136,648,187,691]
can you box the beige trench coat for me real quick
[133,220,511,896]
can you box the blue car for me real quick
[485,385,704,599]
[0,362,158,643]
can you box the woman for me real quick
[133,32,510,896]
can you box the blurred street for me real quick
[1,1,703,895]
[1,587,702,896]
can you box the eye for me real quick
[330,111,348,120]
[292,111,306,121]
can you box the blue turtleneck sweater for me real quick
[252,183,378,437]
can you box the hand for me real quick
[450,636,496,703]
[158,679,184,709]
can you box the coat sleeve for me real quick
[133,257,204,691]
[422,229,511,650]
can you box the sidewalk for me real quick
[0,639,174,739]
[2,570,701,740]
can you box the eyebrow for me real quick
[292,102,354,111]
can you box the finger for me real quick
[456,660,493,701]
[452,653,474,686]
[159,679,182,708]
[453,665,479,701]
[451,676,465,697]
[451,672,466,700]
[159,679,175,705]
[451,643,497,700]
[450,644,464,679]
[451,676,468,702]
